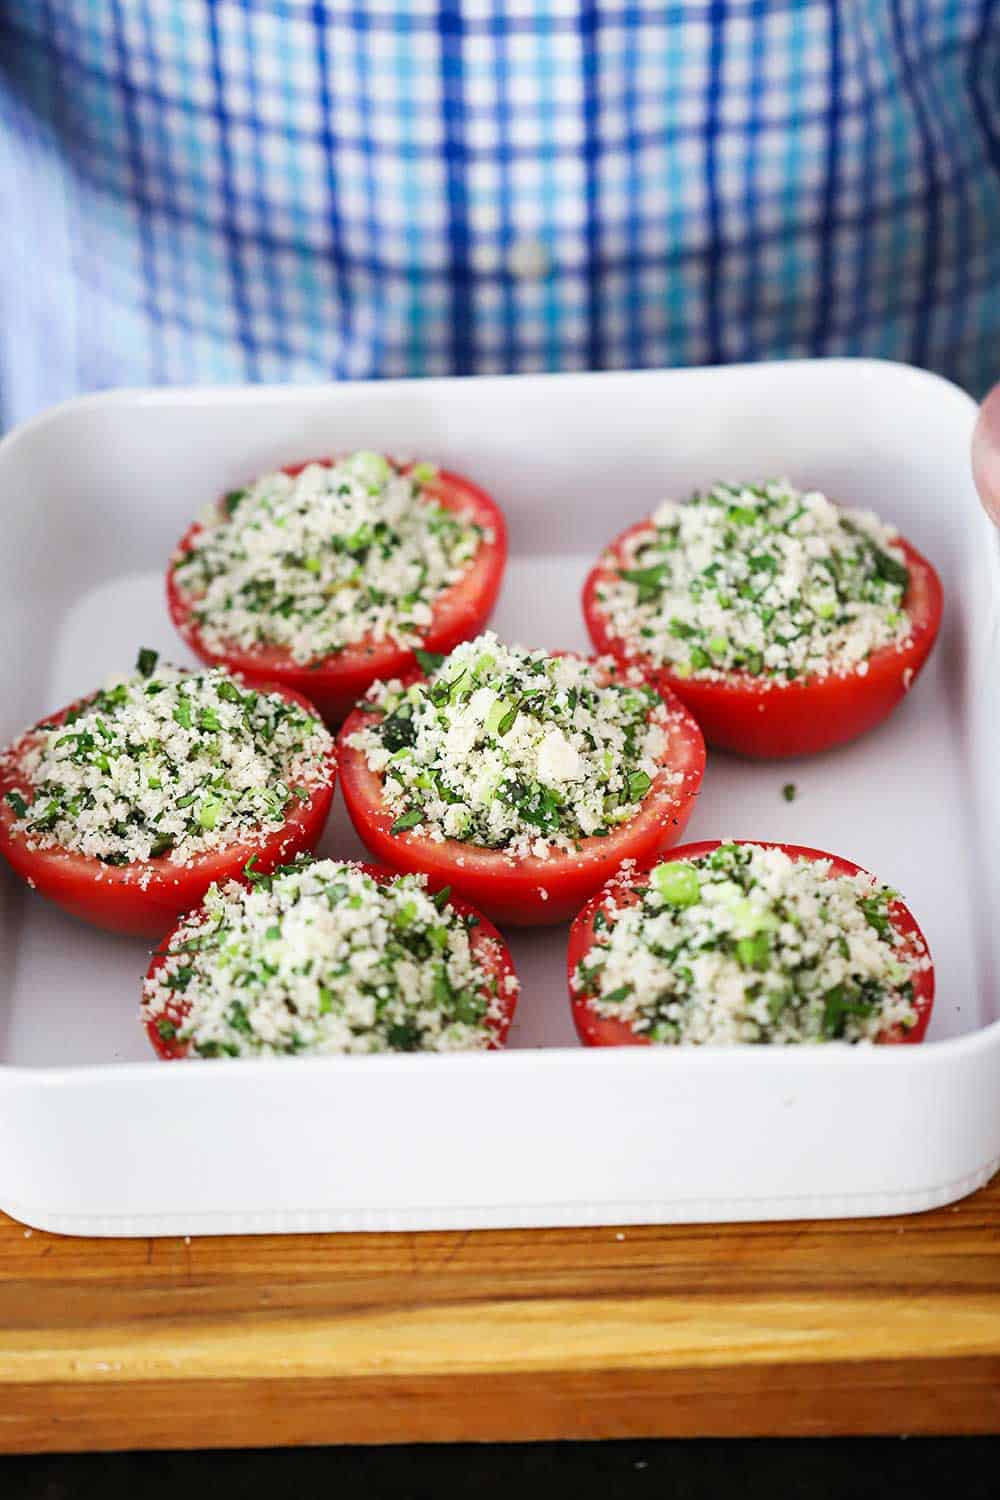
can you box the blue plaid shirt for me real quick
[1,1,999,428]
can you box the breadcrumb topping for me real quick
[142,858,516,1057]
[173,453,487,665]
[594,480,912,682]
[4,653,333,867]
[348,632,680,859]
[572,842,927,1044]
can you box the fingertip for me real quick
[972,380,1000,528]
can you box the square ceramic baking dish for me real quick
[1,359,998,1236]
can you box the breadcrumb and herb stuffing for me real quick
[594,480,913,683]
[171,453,489,666]
[572,842,930,1045]
[142,858,518,1057]
[347,632,681,860]
[2,652,333,868]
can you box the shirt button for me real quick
[508,238,551,280]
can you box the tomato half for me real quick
[0,684,336,939]
[167,459,508,727]
[337,659,706,927]
[583,520,943,758]
[145,860,519,1058]
[567,839,935,1047]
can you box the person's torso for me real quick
[1,0,999,424]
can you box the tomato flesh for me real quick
[337,660,706,927]
[583,520,943,758]
[0,684,336,940]
[167,460,508,727]
[567,839,935,1047]
[145,860,518,1058]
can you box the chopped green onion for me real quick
[627,770,651,803]
[347,450,391,489]
[652,861,701,907]
[197,796,224,830]
[736,930,771,969]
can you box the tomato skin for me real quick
[567,839,935,1048]
[336,660,706,928]
[582,520,943,759]
[167,460,508,727]
[144,860,519,1059]
[0,684,336,940]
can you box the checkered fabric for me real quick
[1,1,999,427]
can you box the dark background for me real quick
[4,1439,998,1499]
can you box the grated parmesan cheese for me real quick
[348,632,680,859]
[572,842,927,1044]
[595,480,912,682]
[141,858,516,1057]
[3,652,333,867]
[172,453,487,666]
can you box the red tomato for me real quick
[0,684,336,940]
[145,860,519,1059]
[567,840,935,1047]
[583,519,943,758]
[337,659,706,927]
[167,459,508,727]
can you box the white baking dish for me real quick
[1,359,998,1236]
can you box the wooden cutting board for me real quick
[2,1174,999,1453]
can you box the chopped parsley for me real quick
[4,662,333,867]
[348,632,681,859]
[595,480,913,683]
[141,859,518,1057]
[172,453,488,667]
[136,647,159,679]
[572,842,928,1045]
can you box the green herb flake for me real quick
[496,701,520,737]
[414,648,446,677]
[390,808,423,836]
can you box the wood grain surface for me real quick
[1,1173,999,1452]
